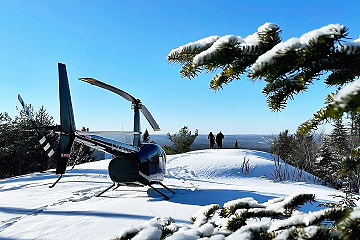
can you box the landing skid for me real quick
[95,181,175,200]
[49,174,63,188]
[147,182,176,200]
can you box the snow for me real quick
[250,24,345,74]
[257,22,278,33]
[348,206,360,219]
[191,204,219,227]
[192,22,279,66]
[333,78,360,108]
[0,149,356,239]
[265,193,310,212]
[193,35,245,65]
[226,221,270,240]
[223,197,263,209]
[167,36,220,59]
[132,227,162,240]
[338,37,360,55]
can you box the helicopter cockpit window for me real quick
[151,155,159,165]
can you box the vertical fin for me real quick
[57,63,76,174]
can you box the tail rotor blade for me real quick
[140,104,160,131]
[18,94,36,124]
[18,94,56,158]
[78,78,137,103]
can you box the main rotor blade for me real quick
[140,104,161,131]
[79,77,161,131]
[78,78,137,103]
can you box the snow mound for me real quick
[167,149,316,182]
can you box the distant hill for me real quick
[149,134,272,152]
[99,134,272,155]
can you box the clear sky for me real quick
[1,0,360,135]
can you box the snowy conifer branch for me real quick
[167,22,281,90]
[220,197,264,217]
[168,22,360,117]
[300,78,360,134]
[190,204,219,227]
[114,194,360,240]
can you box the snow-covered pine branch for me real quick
[249,24,345,77]
[167,22,281,90]
[112,193,360,239]
[190,204,219,227]
[264,193,315,216]
[220,197,264,217]
[167,36,220,62]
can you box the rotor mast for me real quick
[132,99,142,147]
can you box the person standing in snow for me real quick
[216,131,224,149]
[208,132,215,149]
[235,140,238,149]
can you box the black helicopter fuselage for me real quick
[108,143,166,185]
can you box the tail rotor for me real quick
[17,94,55,158]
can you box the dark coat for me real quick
[208,133,215,144]
[216,132,224,143]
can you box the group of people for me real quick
[208,131,224,149]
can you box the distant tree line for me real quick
[0,106,94,179]
[271,112,360,193]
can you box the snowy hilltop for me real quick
[0,149,358,239]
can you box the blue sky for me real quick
[1,0,359,135]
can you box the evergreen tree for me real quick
[142,129,150,143]
[317,136,341,187]
[164,126,198,154]
[271,130,320,179]
[167,23,360,132]
[329,118,351,158]
[270,130,295,162]
[348,111,360,149]
[0,105,57,178]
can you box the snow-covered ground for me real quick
[0,149,355,240]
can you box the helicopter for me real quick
[18,62,175,199]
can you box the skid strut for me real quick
[158,182,176,194]
[49,174,63,188]
[147,182,176,200]
[148,184,170,200]
[96,183,116,197]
